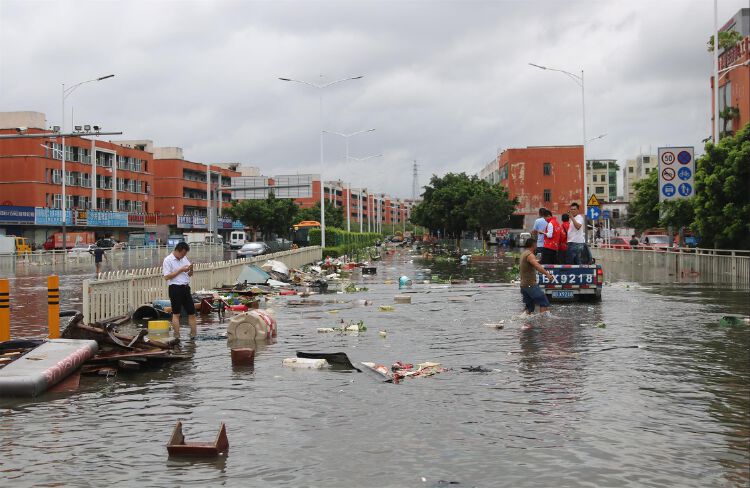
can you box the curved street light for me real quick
[529,62,590,241]
[60,74,115,253]
[278,75,364,247]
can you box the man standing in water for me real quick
[519,237,554,314]
[162,242,196,340]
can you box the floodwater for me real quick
[1,249,749,487]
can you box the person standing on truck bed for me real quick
[531,208,549,261]
[519,238,555,314]
[566,202,586,264]
[541,209,561,264]
[162,242,197,341]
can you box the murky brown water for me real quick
[1,248,748,487]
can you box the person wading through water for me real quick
[162,242,197,340]
[519,237,554,314]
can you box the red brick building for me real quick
[0,112,156,243]
[480,145,584,228]
[711,9,750,139]
[117,141,239,234]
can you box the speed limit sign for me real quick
[661,151,675,165]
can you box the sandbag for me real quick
[226,310,277,342]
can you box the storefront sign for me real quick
[177,215,208,229]
[88,211,129,227]
[0,205,35,224]
[35,208,73,226]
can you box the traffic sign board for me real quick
[677,151,692,164]
[662,183,676,197]
[603,210,611,219]
[659,146,694,202]
[661,151,675,165]
[586,206,601,220]
[587,194,601,207]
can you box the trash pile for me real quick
[361,360,448,384]
[61,313,188,377]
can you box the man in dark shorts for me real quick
[89,245,107,274]
[162,242,196,340]
[519,238,554,314]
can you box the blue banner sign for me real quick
[177,215,208,229]
[0,205,36,224]
[87,211,128,227]
[35,208,73,226]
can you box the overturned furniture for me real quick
[167,421,229,457]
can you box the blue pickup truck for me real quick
[537,264,603,301]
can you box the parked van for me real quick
[229,230,247,249]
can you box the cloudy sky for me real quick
[0,0,746,198]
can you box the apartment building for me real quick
[479,145,584,228]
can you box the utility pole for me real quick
[412,160,419,202]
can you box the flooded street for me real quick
[1,249,749,487]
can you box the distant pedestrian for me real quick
[89,245,107,275]
[162,242,197,340]
[566,202,586,264]
[541,209,561,264]
[629,234,639,248]
[519,238,554,314]
[531,208,549,260]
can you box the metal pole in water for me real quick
[0,279,10,341]
[48,275,60,339]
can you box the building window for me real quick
[51,169,62,184]
[543,163,551,176]
[628,167,634,173]
[134,201,143,213]
[499,164,509,181]
[613,209,620,219]
[52,194,62,209]
[543,189,551,202]
[645,168,650,174]
[595,186,605,194]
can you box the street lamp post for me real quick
[278,75,364,248]
[323,129,376,232]
[529,63,588,241]
[60,74,114,251]
[347,152,382,232]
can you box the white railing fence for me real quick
[82,246,322,324]
[591,247,750,286]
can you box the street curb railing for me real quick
[82,246,322,324]
[591,246,749,286]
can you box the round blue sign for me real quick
[662,183,676,197]
[586,206,601,220]
[678,167,692,180]
[678,183,692,196]
[678,151,692,164]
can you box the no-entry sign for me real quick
[658,147,694,202]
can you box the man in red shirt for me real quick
[541,209,561,264]
[558,214,570,263]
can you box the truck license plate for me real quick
[552,291,574,299]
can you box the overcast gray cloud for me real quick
[1,0,746,198]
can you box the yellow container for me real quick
[148,320,171,332]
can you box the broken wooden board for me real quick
[167,421,229,457]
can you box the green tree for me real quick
[707,30,743,52]
[693,122,750,249]
[411,172,517,246]
[626,170,659,232]
[659,198,696,230]
[466,179,517,241]
[226,192,299,240]
[296,201,345,229]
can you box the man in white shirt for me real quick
[163,241,196,340]
[531,208,550,258]
[566,202,586,264]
